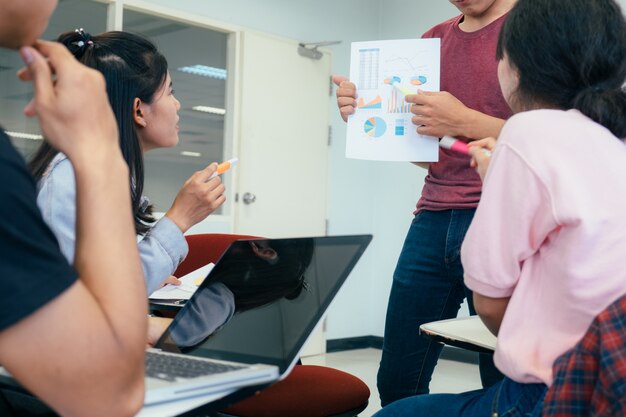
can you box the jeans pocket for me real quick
[492,380,546,417]
[411,210,425,224]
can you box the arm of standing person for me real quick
[406,91,506,141]
[0,41,146,417]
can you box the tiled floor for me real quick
[302,348,482,417]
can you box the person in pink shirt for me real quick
[374,0,626,415]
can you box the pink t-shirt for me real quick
[462,109,626,385]
[416,14,512,212]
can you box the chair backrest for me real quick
[174,233,260,277]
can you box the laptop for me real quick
[143,234,372,405]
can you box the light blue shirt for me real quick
[36,153,189,294]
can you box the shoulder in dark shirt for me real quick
[0,131,77,331]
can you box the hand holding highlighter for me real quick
[209,157,238,180]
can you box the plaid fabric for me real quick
[541,294,626,417]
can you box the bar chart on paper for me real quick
[346,38,441,161]
[388,90,411,113]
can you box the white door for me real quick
[234,31,331,238]
[233,31,331,356]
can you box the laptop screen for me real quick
[156,235,371,373]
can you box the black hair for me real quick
[496,0,626,139]
[29,30,169,234]
[214,239,316,312]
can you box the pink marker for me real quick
[439,136,469,154]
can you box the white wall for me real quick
[139,0,462,340]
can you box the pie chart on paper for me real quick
[364,117,387,138]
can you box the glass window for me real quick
[0,0,107,159]
[123,9,229,215]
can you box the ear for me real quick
[133,97,147,128]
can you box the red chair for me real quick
[174,234,370,417]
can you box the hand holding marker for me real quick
[209,157,238,180]
[391,82,493,158]
[439,136,492,157]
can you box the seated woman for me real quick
[30,30,225,294]
[374,0,626,415]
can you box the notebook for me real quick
[419,316,497,353]
[144,234,372,405]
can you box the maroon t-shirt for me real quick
[415,13,512,213]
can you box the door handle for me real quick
[242,192,256,205]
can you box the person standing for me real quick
[334,0,515,406]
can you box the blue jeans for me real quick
[377,209,503,406]
[373,377,547,417]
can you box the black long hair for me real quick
[29,30,169,234]
[496,0,626,139]
[213,239,315,313]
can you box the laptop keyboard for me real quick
[146,351,246,381]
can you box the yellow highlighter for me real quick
[209,157,238,179]
[391,81,416,96]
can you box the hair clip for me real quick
[73,28,93,48]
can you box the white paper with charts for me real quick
[346,38,440,162]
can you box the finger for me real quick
[17,67,33,81]
[205,176,223,190]
[197,162,219,181]
[19,46,54,108]
[410,104,428,116]
[411,115,428,126]
[337,97,357,107]
[165,276,181,286]
[416,125,437,137]
[331,74,348,87]
[339,106,355,121]
[206,181,226,196]
[336,86,357,99]
[483,137,497,150]
[32,40,76,76]
[404,93,429,105]
[209,184,226,198]
[210,194,227,209]
[469,146,491,164]
[339,81,357,90]
[468,137,497,150]
[23,99,36,117]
